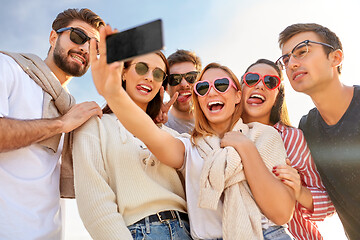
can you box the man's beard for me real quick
[173,97,192,113]
[53,40,89,77]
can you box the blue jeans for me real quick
[128,214,192,240]
[263,226,294,240]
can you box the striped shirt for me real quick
[274,122,336,240]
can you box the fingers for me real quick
[104,24,116,35]
[224,131,243,138]
[279,178,298,192]
[286,158,292,166]
[154,110,163,124]
[159,86,164,102]
[272,165,298,178]
[164,92,179,112]
[272,165,301,194]
[97,25,117,64]
[97,25,108,63]
[61,102,103,132]
[74,102,102,117]
[153,110,168,124]
[89,38,98,65]
[162,112,168,124]
[154,115,162,124]
[109,61,124,75]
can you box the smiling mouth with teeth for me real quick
[71,54,85,65]
[179,92,191,96]
[137,84,152,93]
[293,73,305,80]
[207,101,224,112]
[177,92,192,102]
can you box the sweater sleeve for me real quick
[248,122,287,170]
[73,117,133,240]
[284,128,335,220]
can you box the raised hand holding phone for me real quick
[90,25,124,99]
[106,19,164,63]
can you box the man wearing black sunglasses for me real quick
[164,49,202,134]
[278,23,360,240]
[0,8,104,240]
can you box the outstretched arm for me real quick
[221,131,295,225]
[89,25,184,169]
[0,102,102,152]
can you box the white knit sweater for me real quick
[196,119,288,240]
[73,114,187,240]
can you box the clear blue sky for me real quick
[2,0,359,126]
[1,0,356,239]
[2,0,359,125]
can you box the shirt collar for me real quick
[273,121,285,133]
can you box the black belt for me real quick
[134,210,188,225]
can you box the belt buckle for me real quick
[157,210,175,222]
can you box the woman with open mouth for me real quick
[87,25,296,240]
[241,59,335,240]
[72,28,192,239]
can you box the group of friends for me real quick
[0,7,359,240]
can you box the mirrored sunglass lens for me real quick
[185,72,198,83]
[196,82,210,96]
[135,62,149,75]
[245,73,260,86]
[214,78,230,92]
[169,74,182,86]
[153,69,165,82]
[264,76,279,89]
[70,30,87,44]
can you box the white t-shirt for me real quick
[0,53,62,240]
[178,136,277,239]
[178,136,223,240]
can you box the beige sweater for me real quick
[196,119,287,240]
[73,114,187,240]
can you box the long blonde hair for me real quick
[191,63,242,143]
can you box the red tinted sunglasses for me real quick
[194,77,238,97]
[243,72,281,90]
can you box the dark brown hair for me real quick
[103,51,169,120]
[278,23,343,74]
[167,49,202,71]
[242,59,291,127]
[52,8,104,31]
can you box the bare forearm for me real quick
[0,117,63,152]
[297,186,314,211]
[234,143,295,224]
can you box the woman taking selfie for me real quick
[88,25,295,240]
[72,48,191,239]
[241,59,336,239]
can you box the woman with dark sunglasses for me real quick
[241,59,336,240]
[87,25,296,240]
[72,48,192,239]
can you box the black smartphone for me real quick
[106,19,164,63]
